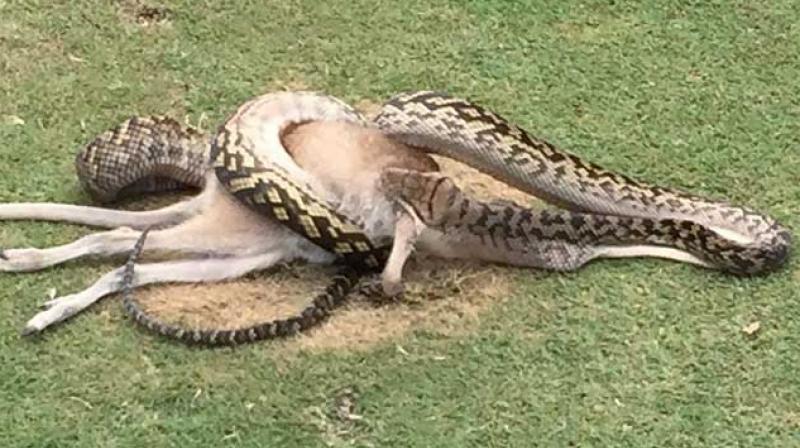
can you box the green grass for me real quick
[2,0,799,446]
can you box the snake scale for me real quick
[76,91,791,346]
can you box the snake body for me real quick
[77,91,791,345]
[375,92,790,274]
[76,116,208,203]
[210,92,390,271]
[85,94,389,346]
[121,228,361,346]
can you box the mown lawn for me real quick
[1,0,798,446]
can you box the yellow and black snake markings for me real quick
[119,136,392,345]
[94,90,790,345]
[119,97,391,346]
[122,228,363,345]
[211,125,388,270]
[375,91,790,274]
[77,115,208,203]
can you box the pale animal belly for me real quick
[282,121,439,245]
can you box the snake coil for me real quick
[77,91,790,346]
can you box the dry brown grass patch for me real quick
[135,256,516,354]
[128,97,544,353]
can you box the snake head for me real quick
[378,168,462,228]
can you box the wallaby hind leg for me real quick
[0,207,314,273]
[0,223,264,273]
[0,176,224,230]
[0,196,201,229]
[0,180,315,272]
[22,251,288,335]
[0,196,206,272]
[0,173,224,229]
[0,226,202,272]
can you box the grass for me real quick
[1,0,799,446]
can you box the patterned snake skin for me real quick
[76,116,208,203]
[374,92,791,274]
[82,94,389,346]
[121,228,362,346]
[76,91,791,346]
